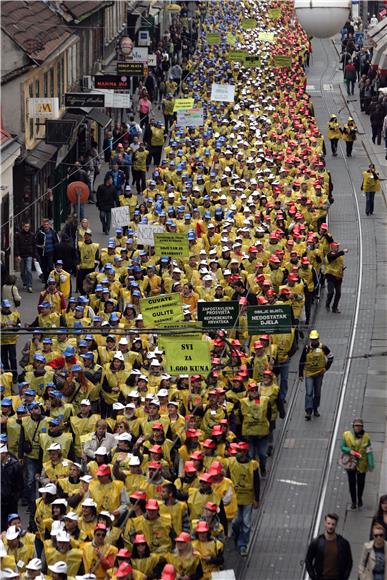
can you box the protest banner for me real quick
[258,31,275,42]
[197,302,239,329]
[176,108,204,127]
[140,293,184,327]
[111,206,130,229]
[206,32,221,45]
[244,56,261,68]
[136,224,165,246]
[173,98,195,112]
[227,50,247,63]
[241,18,257,29]
[210,83,235,103]
[269,7,281,19]
[159,335,211,375]
[274,55,292,67]
[247,304,292,335]
[154,233,189,257]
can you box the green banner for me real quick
[140,293,184,327]
[274,55,292,67]
[206,32,221,45]
[226,32,237,46]
[247,304,292,335]
[227,50,247,63]
[241,18,257,30]
[269,8,281,19]
[258,31,275,42]
[244,56,261,68]
[173,98,195,112]
[159,335,211,375]
[197,302,239,329]
[154,233,189,257]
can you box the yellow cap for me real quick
[309,330,319,340]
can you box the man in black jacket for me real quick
[14,222,36,292]
[96,175,116,235]
[305,513,353,580]
[35,218,60,285]
[1,443,23,530]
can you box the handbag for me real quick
[338,452,357,471]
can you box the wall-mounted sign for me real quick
[45,120,76,145]
[65,93,105,108]
[28,98,59,119]
[117,61,145,75]
[132,47,148,61]
[94,75,130,89]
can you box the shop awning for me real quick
[86,108,111,128]
[24,142,58,170]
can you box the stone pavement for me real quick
[239,37,387,580]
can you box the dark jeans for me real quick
[1,343,17,379]
[326,275,342,311]
[371,125,382,145]
[163,114,175,134]
[139,113,149,129]
[345,141,354,156]
[277,359,290,401]
[330,138,339,155]
[365,191,376,215]
[247,435,269,472]
[148,146,163,167]
[346,469,366,504]
[345,78,355,95]
[99,209,112,234]
[133,170,146,194]
[305,375,324,412]
[20,256,33,288]
[39,253,54,283]
[304,289,315,324]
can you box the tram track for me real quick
[239,38,364,580]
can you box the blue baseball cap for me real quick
[78,340,88,347]
[1,398,12,406]
[34,354,46,363]
[16,405,27,413]
[48,417,61,425]
[81,352,94,359]
[7,513,19,523]
[49,390,64,399]
[28,401,40,410]
[72,364,82,372]
[63,346,75,357]
[42,338,53,344]
[24,389,36,396]
[39,301,51,308]
[1,300,11,308]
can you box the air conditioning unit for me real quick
[82,75,93,90]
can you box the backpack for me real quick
[128,123,140,144]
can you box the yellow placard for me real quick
[274,55,292,67]
[241,18,257,30]
[244,56,261,68]
[227,50,247,63]
[154,233,189,257]
[226,32,237,46]
[159,335,211,375]
[140,293,184,328]
[269,8,281,19]
[258,31,275,42]
[206,32,221,45]
[173,98,195,112]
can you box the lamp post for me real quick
[294,0,351,38]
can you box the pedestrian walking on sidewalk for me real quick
[344,59,357,95]
[341,418,374,510]
[361,163,381,216]
[299,330,334,421]
[14,221,36,293]
[327,114,342,156]
[325,242,348,313]
[96,175,116,235]
[305,513,353,580]
[359,522,387,580]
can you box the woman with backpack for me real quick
[344,59,357,96]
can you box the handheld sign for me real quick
[154,233,189,257]
[227,32,237,46]
[173,98,195,112]
[274,55,292,67]
[269,8,281,19]
[159,335,211,375]
[176,108,204,128]
[197,302,239,329]
[206,32,221,45]
[241,18,257,29]
[244,56,261,68]
[137,224,165,246]
[227,50,247,63]
[247,304,292,335]
[111,206,130,229]
[258,31,275,42]
[211,83,235,103]
[140,293,184,327]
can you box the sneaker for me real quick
[313,410,320,417]
[239,546,248,557]
[305,413,312,421]
[260,467,267,478]
[350,503,357,510]
[332,308,341,314]
[28,287,32,293]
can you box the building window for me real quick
[57,61,62,105]
[50,69,54,97]
[44,72,48,97]
[35,79,40,97]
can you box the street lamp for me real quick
[294,0,351,38]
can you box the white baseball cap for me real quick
[0,444,8,453]
[56,531,71,543]
[26,559,42,571]
[80,475,93,484]
[118,338,129,345]
[82,498,97,508]
[76,576,96,580]
[115,432,132,442]
[38,483,57,495]
[48,562,68,574]
[157,389,168,398]
[50,521,65,536]
[129,455,141,466]
[80,399,91,406]
[64,511,78,521]
[112,402,125,411]
[52,499,68,507]
[1,569,19,578]
[95,446,107,455]
[5,526,20,541]
[47,443,62,452]
[113,351,125,361]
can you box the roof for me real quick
[1,1,74,64]
[62,1,108,21]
